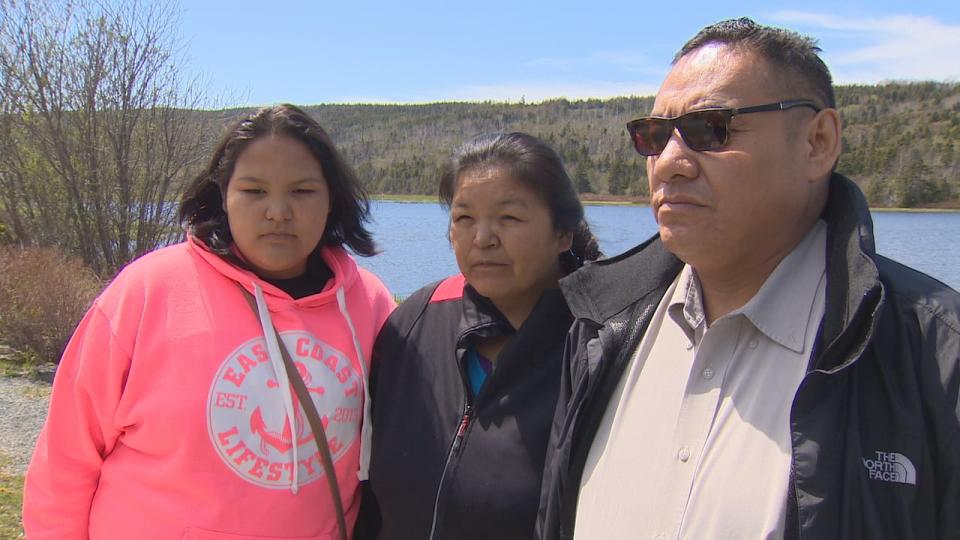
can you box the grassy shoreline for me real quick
[869,206,960,213]
[371,194,959,211]
[370,193,650,206]
[371,194,438,203]
[0,455,23,539]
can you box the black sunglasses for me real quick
[626,99,821,156]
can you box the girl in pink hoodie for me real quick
[23,104,395,540]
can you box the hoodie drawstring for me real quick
[253,282,302,494]
[251,281,371,490]
[335,286,372,481]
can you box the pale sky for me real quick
[180,0,960,105]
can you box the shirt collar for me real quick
[737,220,828,353]
[667,220,828,353]
[667,265,703,346]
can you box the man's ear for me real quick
[805,107,842,183]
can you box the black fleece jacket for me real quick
[358,276,572,540]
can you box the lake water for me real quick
[356,201,960,298]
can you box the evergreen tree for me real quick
[575,169,594,194]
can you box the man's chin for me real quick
[659,229,709,264]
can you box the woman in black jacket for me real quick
[357,132,600,539]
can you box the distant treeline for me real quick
[265,82,959,208]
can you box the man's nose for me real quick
[650,131,698,183]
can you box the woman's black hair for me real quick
[179,104,376,268]
[439,132,600,273]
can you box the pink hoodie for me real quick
[23,239,395,539]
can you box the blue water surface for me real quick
[356,201,960,298]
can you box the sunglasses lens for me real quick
[628,119,672,156]
[678,110,729,151]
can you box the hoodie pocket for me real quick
[181,527,334,540]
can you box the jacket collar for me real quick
[457,284,571,345]
[560,234,683,325]
[560,173,884,372]
[813,173,885,372]
[458,283,513,343]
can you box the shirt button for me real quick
[678,447,690,462]
[701,367,714,380]
[685,341,693,350]
[748,339,759,349]
[655,535,666,540]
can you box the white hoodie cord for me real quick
[253,283,301,494]
[335,286,372,481]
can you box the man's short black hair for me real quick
[675,17,836,109]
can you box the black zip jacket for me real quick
[358,275,572,540]
[537,174,960,539]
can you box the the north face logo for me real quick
[862,451,916,485]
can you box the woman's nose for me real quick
[473,222,499,247]
[265,196,293,221]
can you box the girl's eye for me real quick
[241,188,265,195]
[501,215,521,222]
[293,188,316,194]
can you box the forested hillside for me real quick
[2,83,958,277]
[271,82,960,208]
[304,97,650,198]
[833,83,960,207]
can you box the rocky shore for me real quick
[0,377,50,474]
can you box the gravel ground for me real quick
[0,377,50,474]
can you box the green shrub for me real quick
[0,246,103,366]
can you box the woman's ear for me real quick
[558,229,574,253]
[218,179,229,213]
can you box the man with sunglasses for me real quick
[538,17,960,540]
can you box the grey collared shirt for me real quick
[576,220,827,540]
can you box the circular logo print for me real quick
[207,331,363,488]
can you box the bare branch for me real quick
[0,0,211,275]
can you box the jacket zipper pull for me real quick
[452,407,472,455]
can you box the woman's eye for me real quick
[241,188,264,195]
[452,215,473,224]
[293,188,316,194]
[501,215,522,222]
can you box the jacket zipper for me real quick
[427,403,473,540]
[428,328,499,539]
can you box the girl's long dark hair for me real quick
[179,104,376,270]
